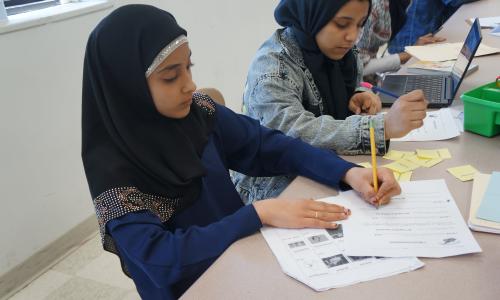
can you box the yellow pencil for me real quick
[369,120,379,208]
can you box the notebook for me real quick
[468,173,500,234]
[379,18,482,108]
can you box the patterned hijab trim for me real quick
[145,34,188,77]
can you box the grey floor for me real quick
[7,233,140,300]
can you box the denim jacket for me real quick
[233,28,387,205]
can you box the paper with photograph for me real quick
[341,180,482,258]
[261,221,423,291]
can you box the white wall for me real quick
[0,0,278,276]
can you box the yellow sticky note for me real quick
[383,150,415,161]
[405,154,443,168]
[358,162,372,168]
[393,171,412,182]
[384,159,420,173]
[447,165,478,181]
[416,148,451,159]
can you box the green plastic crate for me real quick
[461,82,500,137]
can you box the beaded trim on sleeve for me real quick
[93,186,180,272]
[192,92,216,115]
[145,35,188,78]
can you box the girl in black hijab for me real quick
[274,0,374,119]
[233,0,426,205]
[82,4,400,299]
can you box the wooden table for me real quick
[182,1,500,299]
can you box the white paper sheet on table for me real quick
[467,16,500,28]
[404,43,500,62]
[490,25,500,37]
[448,105,464,132]
[391,108,460,141]
[340,180,482,258]
[261,215,424,291]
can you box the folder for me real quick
[468,173,500,234]
[476,172,500,222]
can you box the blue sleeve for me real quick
[216,104,357,188]
[107,204,261,288]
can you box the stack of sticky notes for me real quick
[382,148,451,181]
[359,148,481,183]
[447,165,479,181]
[468,172,500,234]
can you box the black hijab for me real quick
[275,0,372,120]
[82,5,214,208]
[389,0,411,41]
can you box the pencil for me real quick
[360,81,400,99]
[369,120,379,209]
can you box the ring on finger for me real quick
[315,211,318,219]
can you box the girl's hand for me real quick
[342,167,401,206]
[253,198,350,229]
[349,91,382,115]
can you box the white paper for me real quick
[448,105,464,132]
[341,180,482,258]
[490,25,500,37]
[392,108,460,141]
[0,0,8,23]
[261,217,423,291]
[468,16,500,28]
[404,43,500,62]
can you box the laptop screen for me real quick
[450,18,482,96]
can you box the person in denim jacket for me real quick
[233,0,428,204]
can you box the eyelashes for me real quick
[163,63,194,83]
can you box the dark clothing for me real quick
[107,104,356,299]
[273,0,372,119]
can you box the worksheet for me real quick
[341,180,482,258]
[261,221,423,291]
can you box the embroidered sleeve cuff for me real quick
[360,114,387,155]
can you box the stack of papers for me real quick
[405,43,500,62]
[261,180,481,291]
[261,225,423,291]
[391,108,461,142]
[407,60,478,76]
[469,173,500,233]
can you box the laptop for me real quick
[379,18,482,108]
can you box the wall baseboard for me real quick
[0,215,98,300]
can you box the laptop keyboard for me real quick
[405,76,446,103]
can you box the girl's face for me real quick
[315,0,369,60]
[147,43,197,119]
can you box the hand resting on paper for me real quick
[253,168,401,229]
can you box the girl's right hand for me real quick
[253,198,350,229]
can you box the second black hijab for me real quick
[275,0,372,120]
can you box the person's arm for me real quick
[244,76,387,156]
[107,204,261,288]
[216,104,356,188]
[362,54,401,75]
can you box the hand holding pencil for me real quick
[343,167,401,207]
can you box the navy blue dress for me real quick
[106,104,355,299]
